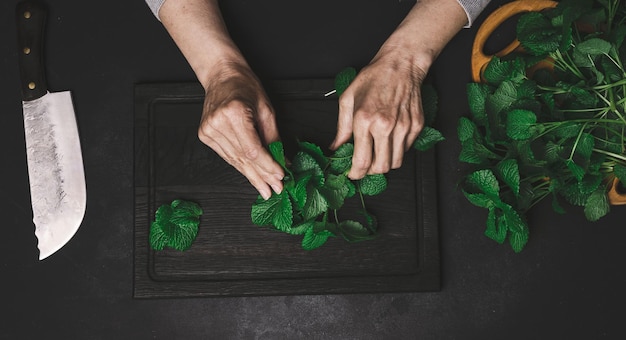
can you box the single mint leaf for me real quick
[457,117,477,143]
[287,219,315,235]
[358,174,387,196]
[463,191,495,209]
[150,199,202,251]
[483,56,526,84]
[614,164,626,182]
[334,67,357,96]
[319,174,350,209]
[149,221,168,251]
[484,208,507,244]
[287,173,311,210]
[584,188,610,222]
[466,169,500,198]
[413,126,445,151]
[338,220,376,243]
[251,192,293,231]
[517,11,561,56]
[506,109,537,140]
[301,227,333,250]
[574,133,594,160]
[565,159,585,182]
[496,159,520,197]
[487,80,518,115]
[291,151,324,185]
[466,83,491,124]
[298,141,329,169]
[509,227,529,253]
[329,143,354,174]
[302,185,328,220]
[268,141,286,169]
[575,37,612,56]
[358,209,378,232]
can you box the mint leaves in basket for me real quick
[458,0,626,253]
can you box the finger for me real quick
[348,121,373,180]
[235,115,285,192]
[199,107,284,198]
[370,135,393,174]
[330,94,355,150]
[404,93,424,151]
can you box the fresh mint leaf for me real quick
[575,38,612,56]
[292,151,324,186]
[329,143,354,174]
[467,169,500,198]
[483,56,526,84]
[463,191,495,209]
[338,220,376,242]
[574,132,595,160]
[319,173,350,209]
[614,164,626,182]
[268,141,287,169]
[565,159,585,182]
[358,174,388,196]
[484,208,507,244]
[517,12,562,56]
[508,227,529,253]
[298,141,329,169]
[301,226,334,250]
[487,80,518,115]
[251,192,293,231]
[584,188,610,221]
[466,83,491,124]
[287,219,315,235]
[287,173,311,210]
[413,126,445,151]
[457,117,477,143]
[149,199,202,251]
[334,67,357,96]
[496,159,521,197]
[302,185,328,220]
[506,109,537,140]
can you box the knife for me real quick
[16,0,86,260]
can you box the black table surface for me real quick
[1,0,625,338]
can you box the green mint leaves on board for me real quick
[459,0,626,253]
[251,140,383,250]
[150,199,203,251]
[251,66,445,250]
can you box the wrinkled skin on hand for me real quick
[198,62,284,200]
[331,54,427,180]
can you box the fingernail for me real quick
[274,173,284,181]
[260,189,271,200]
[271,184,282,194]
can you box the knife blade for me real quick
[16,0,86,260]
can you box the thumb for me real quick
[256,102,281,144]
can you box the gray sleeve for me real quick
[456,0,491,27]
[145,0,166,20]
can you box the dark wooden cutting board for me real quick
[133,79,440,298]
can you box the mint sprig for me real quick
[150,199,203,251]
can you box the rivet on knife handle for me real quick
[16,0,48,101]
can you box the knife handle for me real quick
[16,0,48,101]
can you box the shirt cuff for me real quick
[145,0,166,21]
[456,0,491,28]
